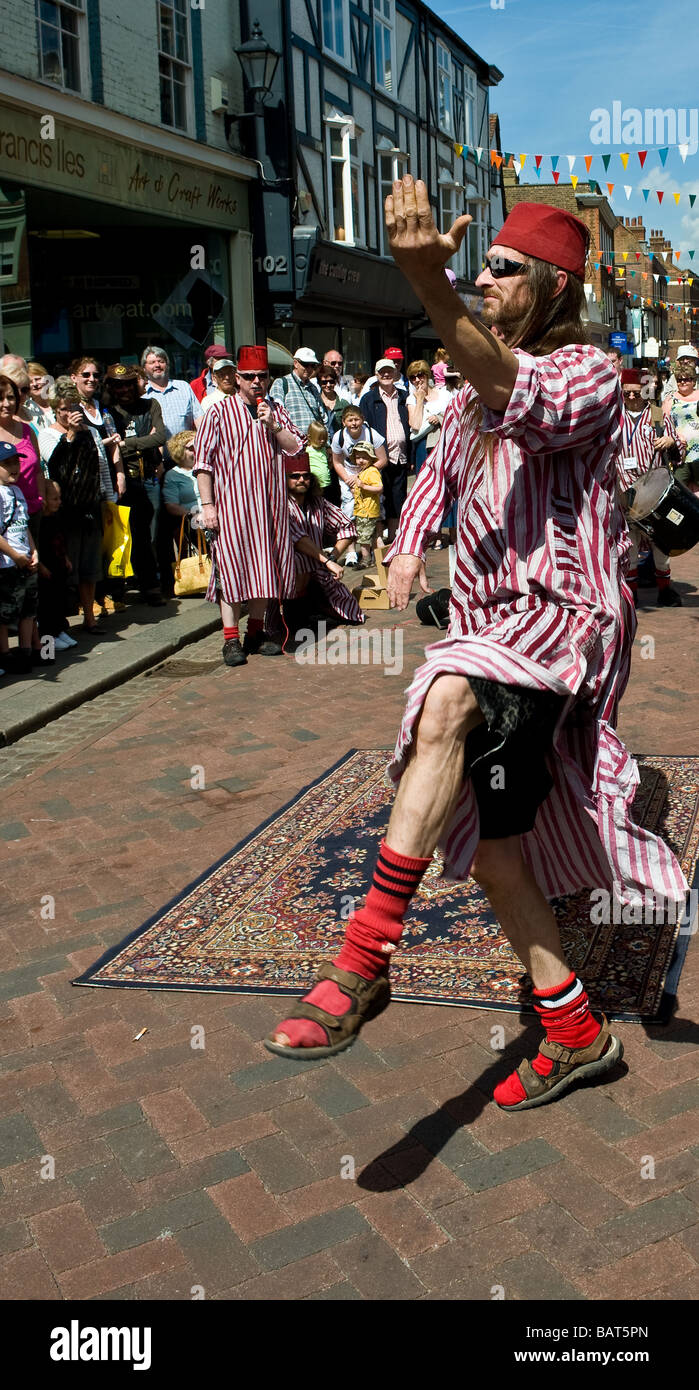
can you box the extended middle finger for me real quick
[400,175,419,228]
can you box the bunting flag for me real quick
[691,194,697,207]
[454,143,463,157]
[679,144,689,163]
[475,147,483,163]
[620,152,629,169]
[534,155,542,168]
[638,151,647,168]
[550,155,559,171]
[552,170,560,184]
[622,251,629,261]
[636,252,641,260]
[674,192,681,205]
[570,175,579,190]
[567,155,576,172]
[513,158,522,176]
[624,185,632,199]
[658,147,669,165]
[602,153,611,171]
[642,188,650,201]
[676,251,681,260]
[607,182,614,195]
[534,164,542,179]
[657,191,664,203]
[584,155,593,172]
[691,251,696,259]
[519,153,527,168]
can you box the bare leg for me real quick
[471,837,569,990]
[220,597,267,628]
[387,675,484,856]
[80,581,97,626]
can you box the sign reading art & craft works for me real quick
[0,101,247,232]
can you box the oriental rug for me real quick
[75,751,698,1021]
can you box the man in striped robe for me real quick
[616,367,682,606]
[284,452,364,632]
[265,188,688,1112]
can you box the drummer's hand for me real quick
[653,436,676,452]
[387,553,430,610]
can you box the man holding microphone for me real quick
[193,345,304,667]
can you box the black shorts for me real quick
[464,677,566,839]
[382,463,408,520]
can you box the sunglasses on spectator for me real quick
[237,370,269,380]
[409,372,427,380]
[319,377,336,384]
[485,255,528,280]
[623,389,642,398]
[287,472,309,480]
[79,371,100,379]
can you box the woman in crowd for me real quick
[161,429,202,582]
[39,378,112,635]
[0,373,44,544]
[662,358,699,493]
[317,365,351,434]
[26,362,55,429]
[406,358,450,476]
[70,357,124,495]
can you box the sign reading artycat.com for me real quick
[50,1322,152,1371]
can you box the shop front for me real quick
[259,230,424,375]
[0,89,256,376]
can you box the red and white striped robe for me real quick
[193,394,303,602]
[615,404,673,491]
[385,344,687,906]
[287,494,365,624]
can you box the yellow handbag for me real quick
[173,516,212,596]
[101,501,134,579]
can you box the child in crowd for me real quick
[0,441,39,676]
[351,441,383,568]
[37,479,77,652]
[306,419,333,496]
[350,372,369,405]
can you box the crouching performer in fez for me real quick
[265,182,687,1113]
[282,451,365,638]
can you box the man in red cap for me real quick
[266,183,687,1117]
[194,346,304,666]
[283,450,364,638]
[617,366,682,607]
[190,346,234,403]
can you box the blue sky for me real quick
[433,0,699,263]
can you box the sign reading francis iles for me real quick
[0,103,247,231]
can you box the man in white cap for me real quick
[270,347,327,435]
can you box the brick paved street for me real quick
[1,551,698,1302]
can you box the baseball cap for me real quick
[375,358,397,373]
[205,345,232,361]
[677,345,698,360]
[384,347,404,360]
[294,347,320,365]
[211,358,236,371]
[0,441,19,464]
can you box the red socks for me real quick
[271,843,431,1049]
[223,625,239,641]
[494,973,601,1107]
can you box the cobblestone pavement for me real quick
[0,551,698,1302]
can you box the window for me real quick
[374,0,395,94]
[437,42,452,136]
[158,0,192,132]
[327,120,364,246]
[36,0,85,92]
[0,235,17,281]
[323,0,349,62]
[439,183,464,277]
[463,68,476,148]
[378,149,407,256]
[464,201,488,282]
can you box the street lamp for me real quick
[235,20,280,99]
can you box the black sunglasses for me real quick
[238,371,269,380]
[287,472,309,480]
[485,255,528,280]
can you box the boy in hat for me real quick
[0,441,39,674]
[350,440,383,567]
[194,345,304,666]
[617,367,682,607]
[266,186,686,1117]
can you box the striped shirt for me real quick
[193,393,303,602]
[385,343,687,908]
[143,378,203,437]
[288,494,363,624]
[616,406,658,491]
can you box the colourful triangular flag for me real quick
[475,147,483,163]
[657,191,664,203]
[676,250,681,260]
[571,175,578,190]
[636,252,641,260]
[513,159,522,176]
[690,194,697,207]
[620,152,629,170]
[679,143,689,163]
[622,251,629,261]
[552,170,560,184]
[551,155,559,171]
[567,155,576,173]
[674,192,681,205]
[584,155,593,172]
[519,153,527,168]
[658,147,669,165]
[534,155,542,168]
[638,151,647,168]
[454,144,463,157]
[607,182,614,196]
[690,251,695,259]
[624,185,632,200]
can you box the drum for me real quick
[627,467,699,555]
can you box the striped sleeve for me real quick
[321,498,357,542]
[192,399,221,476]
[384,395,462,563]
[482,345,622,455]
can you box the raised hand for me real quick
[385,176,471,281]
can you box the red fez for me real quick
[384,346,404,360]
[283,451,310,475]
[494,202,589,280]
[620,368,642,385]
[237,344,268,371]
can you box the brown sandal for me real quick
[496,1015,624,1111]
[263,960,391,1060]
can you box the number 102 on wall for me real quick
[255,255,288,275]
